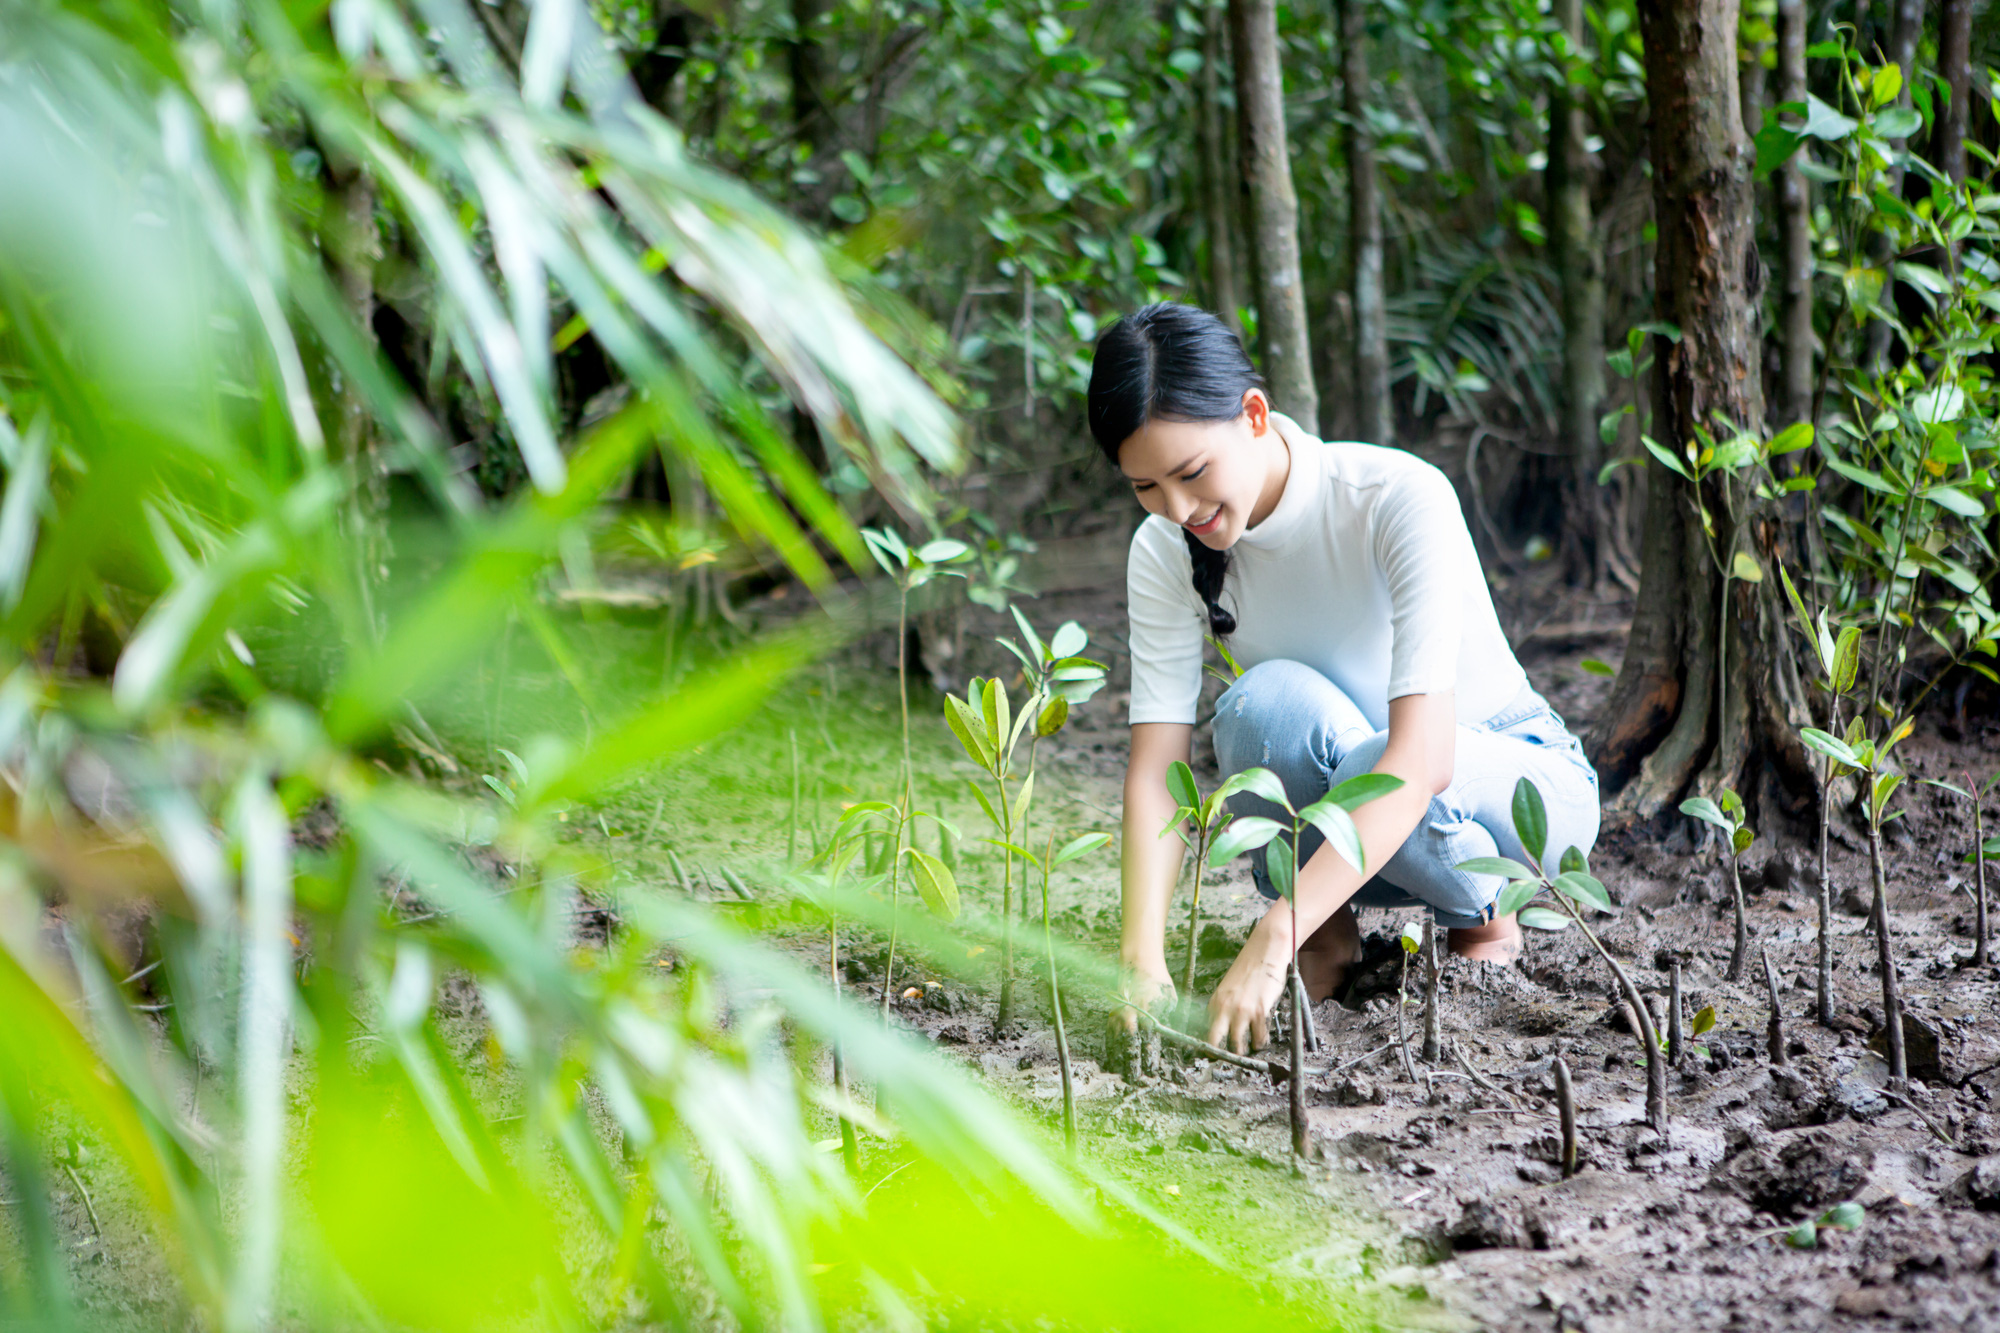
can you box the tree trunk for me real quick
[1936,0,1972,184]
[1199,0,1243,336]
[1336,0,1388,445]
[1774,0,1813,429]
[1591,0,1816,826]
[788,0,831,221]
[1228,0,1317,428]
[1548,0,1607,582]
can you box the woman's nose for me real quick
[1159,485,1193,526]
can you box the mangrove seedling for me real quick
[1162,758,1232,1000]
[1208,766,1405,1161]
[995,605,1109,912]
[1465,778,1667,1134]
[830,797,962,1022]
[1923,770,1997,967]
[1396,919,1423,1082]
[1782,1201,1865,1250]
[861,528,973,1020]
[952,613,1106,1029]
[984,829,1113,1154]
[1760,945,1788,1065]
[1778,562,1862,1026]
[1420,917,1442,1062]
[1553,1055,1577,1179]
[1678,788,1755,981]
[1800,720,1912,1083]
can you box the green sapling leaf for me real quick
[1267,843,1296,900]
[1324,772,1407,810]
[1679,795,1730,830]
[1494,879,1543,919]
[1049,621,1087,659]
[1209,816,1283,866]
[1732,826,1755,854]
[1300,801,1367,875]
[1216,767,1292,813]
[1691,1004,1717,1036]
[1517,906,1573,932]
[1820,1202,1864,1231]
[1580,658,1616,676]
[1165,760,1201,813]
[915,538,969,564]
[1457,855,1537,881]
[1051,831,1112,866]
[1785,1219,1818,1249]
[1559,845,1588,875]
[1400,920,1424,954]
[1831,627,1863,694]
[946,696,994,770]
[1512,778,1548,866]
[905,848,961,920]
[1553,871,1612,913]
[1035,696,1068,737]
[1009,604,1046,663]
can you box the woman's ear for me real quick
[1242,388,1271,435]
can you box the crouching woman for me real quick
[1092,303,1600,1055]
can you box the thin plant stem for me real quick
[826,860,858,1174]
[1557,893,1666,1134]
[1865,803,1907,1083]
[1042,833,1076,1155]
[1726,845,1749,982]
[1972,775,1990,968]
[883,581,913,1025]
[1180,824,1209,1000]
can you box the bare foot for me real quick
[1447,914,1523,965]
[1295,905,1361,1002]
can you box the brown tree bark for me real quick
[1589,0,1816,825]
[1548,0,1607,582]
[1199,0,1243,337]
[1336,0,1388,445]
[1228,0,1318,427]
[1774,0,1813,429]
[1936,0,1973,183]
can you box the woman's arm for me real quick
[1205,691,1456,1053]
[1111,721,1194,1028]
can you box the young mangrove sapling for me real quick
[1162,759,1232,1002]
[1799,720,1913,1082]
[1208,766,1405,1161]
[861,528,973,1019]
[1923,770,1997,967]
[1678,788,1755,981]
[1464,778,1667,1134]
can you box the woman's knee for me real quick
[1213,660,1367,777]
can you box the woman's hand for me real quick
[1107,960,1177,1080]
[1204,915,1292,1054]
[1109,960,1176,1035]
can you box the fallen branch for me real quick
[1879,1088,1956,1146]
[1450,1039,1521,1106]
[1133,1010,1289,1082]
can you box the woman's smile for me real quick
[1183,506,1224,537]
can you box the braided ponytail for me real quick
[1086,302,1262,638]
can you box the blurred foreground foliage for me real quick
[0,0,1381,1328]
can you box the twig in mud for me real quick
[1450,1040,1520,1106]
[1554,1055,1578,1178]
[1133,1010,1289,1082]
[1761,945,1788,1065]
[1878,1088,1957,1146]
[62,1164,101,1239]
[1668,959,1685,1066]
[1464,1106,1558,1121]
[1329,1041,1397,1077]
[1421,918,1442,1062]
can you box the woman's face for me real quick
[1115,389,1278,551]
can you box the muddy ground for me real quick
[728,546,2000,1333]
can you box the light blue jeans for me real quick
[1212,660,1601,929]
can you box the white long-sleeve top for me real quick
[1125,414,1527,731]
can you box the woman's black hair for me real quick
[1086,302,1264,637]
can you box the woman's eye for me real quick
[1183,466,1207,481]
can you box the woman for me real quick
[1093,303,1599,1056]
